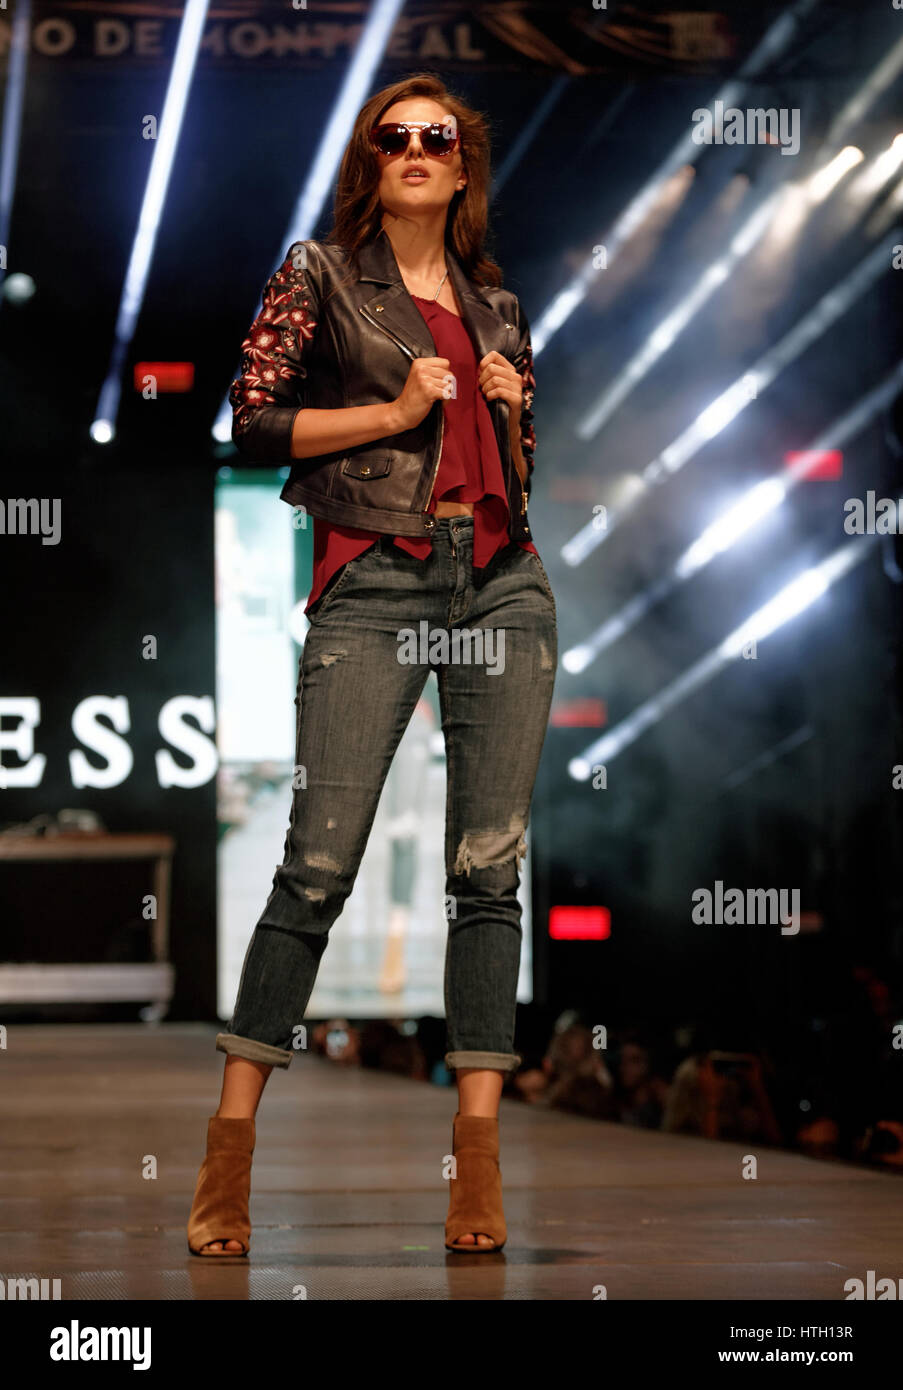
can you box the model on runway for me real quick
[187,72,557,1256]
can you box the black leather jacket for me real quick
[228,230,536,542]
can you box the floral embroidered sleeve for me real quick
[229,242,319,462]
[513,301,536,492]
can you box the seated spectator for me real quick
[856,1119,903,1168]
[540,1023,617,1120]
[358,1019,427,1079]
[663,1051,782,1144]
[513,1067,549,1104]
[611,1036,670,1128]
[796,1115,840,1159]
[311,1018,360,1066]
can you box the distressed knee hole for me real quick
[453,816,527,876]
[320,650,347,668]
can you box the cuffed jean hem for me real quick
[216,1032,294,1069]
[445,1050,522,1073]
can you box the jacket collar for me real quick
[355,227,515,365]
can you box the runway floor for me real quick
[1,1024,900,1301]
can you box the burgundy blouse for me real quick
[305,294,536,614]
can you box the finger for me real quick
[479,364,517,389]
[483,388,520,408]
[480,372,520,396]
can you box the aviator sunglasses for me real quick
[370,119,460,158]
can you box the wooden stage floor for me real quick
[1,1024,900,1301]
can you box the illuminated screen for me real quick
[214,469,532,1020]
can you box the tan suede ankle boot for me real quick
[445,1112,507,1252]
[187,1115,255,1256]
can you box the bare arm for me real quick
[290,355,453,458]
[289,401,402,459]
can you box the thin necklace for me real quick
[432,268,449,300]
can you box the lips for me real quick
[402,169,429,181]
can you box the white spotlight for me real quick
[675,479,787,581]
[570,535,875,774]
[1,272,36,304]
[807,146,864,204]
[720,566,829,657]
[90,419,115,445]
[852,133,903,199]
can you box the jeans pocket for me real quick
[307,541,381,624]
[527,551,557,609]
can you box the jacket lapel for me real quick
[356,228,516,365]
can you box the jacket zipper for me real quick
[359,303,417,362]
[359,303,517,530]
[426,406,444,516]
[359,303,444,522]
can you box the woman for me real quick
[187,72,557,1257]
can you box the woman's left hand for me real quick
[478,351,522,422]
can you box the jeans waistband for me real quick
[422,514,475,556]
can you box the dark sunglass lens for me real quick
[374,126,408,156]
[421,125,455,155]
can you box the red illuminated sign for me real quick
[549,906,611,940]
[784,450,843,480]
[133,362,195,393]
[550,699,607,727]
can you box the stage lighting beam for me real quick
[530,0,824,356]
[91,0,210,442]
[562,358,903,672]
[212,0,407,445]
[568,533,877,776]
[561,228,901,566]
[0,0,31,302]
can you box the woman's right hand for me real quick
[390,357,454,431]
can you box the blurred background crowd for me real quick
[308,958,903,1170]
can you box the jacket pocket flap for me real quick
[341,454,391,479]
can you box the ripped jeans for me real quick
[216,516,557,1074]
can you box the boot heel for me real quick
[187,1116,255,1256]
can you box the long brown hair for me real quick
[327,73,502,290]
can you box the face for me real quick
[372,98,467,222]
[619,1045,649,1086]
